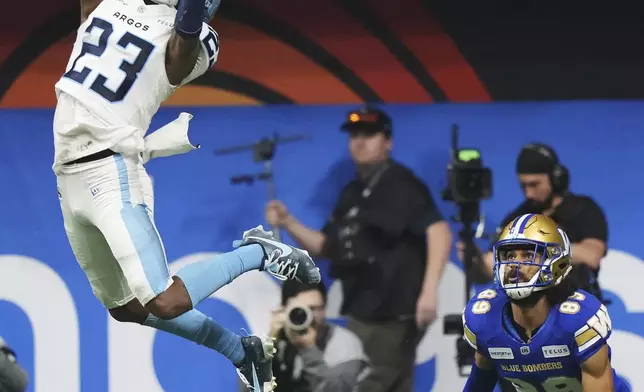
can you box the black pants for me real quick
[347,316,424,392]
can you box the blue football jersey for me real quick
[462,288,630,391]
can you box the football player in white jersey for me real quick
[53,0,321,390]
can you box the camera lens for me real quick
[289,307,308,326]
[286,305,313,331]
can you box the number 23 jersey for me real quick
[462,289,630,391]
[55,0,219,133]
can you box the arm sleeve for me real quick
[179,23,220,86]
[573,304,612,364]
[462,301,493,359]
[463,316,478,350]
[461,306,498,392]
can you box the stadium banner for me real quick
[0,102,642,391]
[3,0,643,108]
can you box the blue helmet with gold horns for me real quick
[493,214,572,300]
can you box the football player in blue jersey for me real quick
[462,213,629,391]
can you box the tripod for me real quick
[443,201,487,376]
[214,132,310,241]
[458,202,484,306]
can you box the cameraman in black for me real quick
[0,337,28,392]
[265,106,452,392]
[459,142,608,299]
[264,280,368,392]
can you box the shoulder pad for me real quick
[462,288,506,349]
[557,290,612,352]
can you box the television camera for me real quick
[441,124,493,377]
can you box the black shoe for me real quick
[236,225,321,284]
[236,335,277,391]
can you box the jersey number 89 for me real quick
[64,17,154,103]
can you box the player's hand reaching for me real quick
[265,200,290,227]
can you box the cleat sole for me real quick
[262,338,276,360]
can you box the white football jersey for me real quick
[53,0,219,169]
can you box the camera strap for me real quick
[361,161,390,198]
[345,161,390,219]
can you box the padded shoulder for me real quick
[462,288,507,350]
[556,290,612,355]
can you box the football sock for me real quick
[175,244,265,307]
[144,310,245,365]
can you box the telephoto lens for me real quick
[286,305,313,332]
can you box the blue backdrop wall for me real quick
[0,102,643,392]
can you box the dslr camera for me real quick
[285,305,314,333]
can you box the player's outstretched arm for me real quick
[463,352,498,392]
[80,0,103,23]
[165,0,206,86]
[580,344,614,391]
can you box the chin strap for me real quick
[509,290,546,308]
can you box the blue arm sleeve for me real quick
[463,362,498,392]
[175,0,207,37]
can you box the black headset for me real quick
[522,143,570,194]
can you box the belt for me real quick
[64,149,117,165]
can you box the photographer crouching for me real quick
[264,280,369,392]
[0,337,28,392]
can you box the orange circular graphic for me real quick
[0,0,490,107]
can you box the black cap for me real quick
[340,106,392,137]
